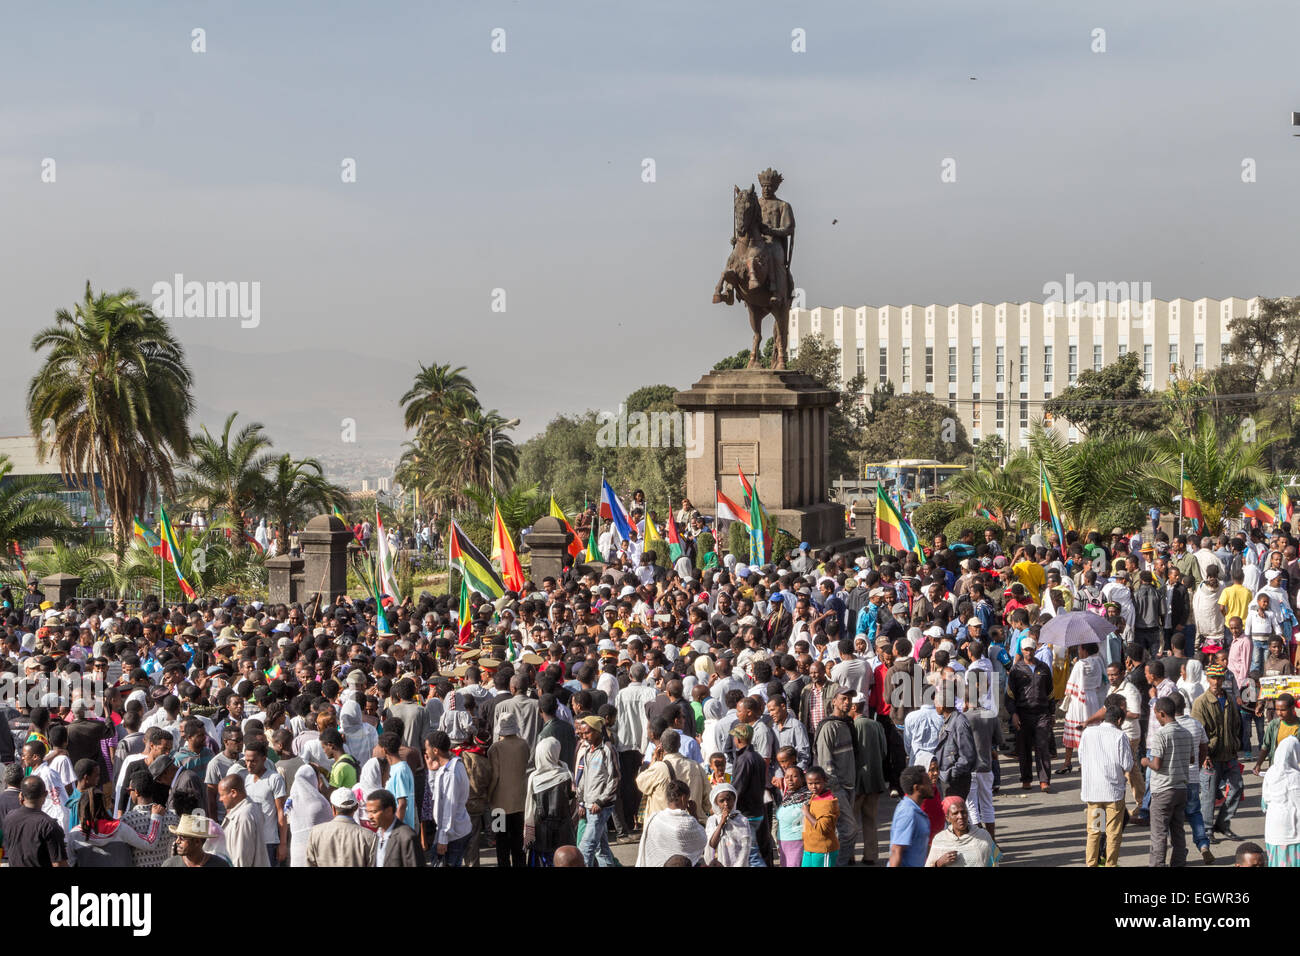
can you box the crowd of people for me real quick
[0,502,1297,869]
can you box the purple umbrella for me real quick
[1040,610,1118,649]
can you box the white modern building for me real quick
[788,297,1260,454]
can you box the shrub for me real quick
[911,501,962,541]
[723,516,795,566]
[942,516,1004,549]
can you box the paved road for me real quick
[487,739,1267,868]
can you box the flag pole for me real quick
[1178,454,1184,537]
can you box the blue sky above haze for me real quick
[2,0,1298,449]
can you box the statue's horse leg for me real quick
[747,302,764,368]
[772,296,790,370]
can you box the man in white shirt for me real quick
[830,638,871,699]
[1078,701,1133,867]
[1106,662,1144,807]
[225,739,288,865]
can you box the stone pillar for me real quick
[524,515,571,585]
[266,555,304,605]
[852,499,876,548]
[300,514,353,604]
[41,572,81,605]
[675,368,845,547]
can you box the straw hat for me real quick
[170,811,213,840]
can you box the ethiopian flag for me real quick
[332,505,345,522]
[876,484,921,558]
[584,523,600,563]
[549,496,583,558]
[133,517,164,557]
[491,506,526,593]
[449,520,505,599]
[1257,499,1278,524]
[665,506,684,563]
[1039,462,1067,561]
[643,511,665,564]
[1283,487,1294,525]
[158,505,196,599]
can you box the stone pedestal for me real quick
[266,555,305,605]
[300,514,353,604]
[41,572,81,605]
[852,499,876,548]
[523,515,572,585]
[675,368,843,547]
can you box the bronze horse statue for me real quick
[713,184,792,369]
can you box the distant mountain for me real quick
[185,344,414,459]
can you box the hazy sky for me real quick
[3,0,1298,454]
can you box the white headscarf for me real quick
[1177,659,1206,711]
[355,756,386,823]
[285,764,331,865]
[703,783,750,867]
[340,699,378,763]
[523,738,573,828]
[1264,736,1300,847]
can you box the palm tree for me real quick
[27,282,194,553]
[177,413,275,530]
[944,423,1161,532]
[1144,413,1279,534]
[261,454,349,548]
[400,363,477,433]
[0,456,77,552]
[433,407,518,496]
[463,482,547,538]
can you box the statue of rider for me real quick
[754,167,795,295]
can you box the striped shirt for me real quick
[1148,720,1192,793]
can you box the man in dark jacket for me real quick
[728,723,769,867]
[1192,664,1244,839]
[1132,571,1165,658]
[1007,638,1055,791]
[935,679,977,800]
[537,694,577,771]
[850,694,889,864]
[813,688,859,867]
[368,788,425,866]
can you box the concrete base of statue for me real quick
[674,368,844,549]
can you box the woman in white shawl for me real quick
[354,755,387,825]
[1177,659,1206,713]
[340,697,378,764]
[703,783,751,867]
[637,777,708,867]
[1059,642,1105,774]
[523,737,574,866]
[1263,735,1300,866]
[285,764,332,866]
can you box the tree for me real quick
[261,454,349,548]
[1144,412,1279,534]
[400,363,477,433]
[1043,353,1167,436]
[943,424,1160,531]
[177,413,275,531]
[0,456,77,553]
[858,394,973,464]
[970,434,1007,471]
[431,406,518,499]
[1221,296,1300,470]
[28,282,193,553]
